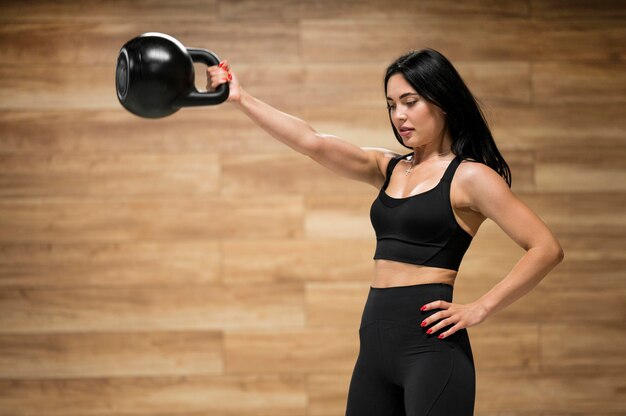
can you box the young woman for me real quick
[207,49,564,415]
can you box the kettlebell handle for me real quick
[173,47,230,108]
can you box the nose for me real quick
[392,108,407,124]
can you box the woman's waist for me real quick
[373,259,457,289]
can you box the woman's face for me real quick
[386,73,447,148]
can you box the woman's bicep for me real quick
[308,133,399,188]
[463,163,562,254]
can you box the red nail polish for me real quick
[420,306,427,311]
[438,334,444,339]
[420,321,427,327]
[426,328,432,334]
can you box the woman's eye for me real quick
[387,101,415,110]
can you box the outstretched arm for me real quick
[207,60,399,188]
[420,162,564,338]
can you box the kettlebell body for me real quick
[116,32,229,118]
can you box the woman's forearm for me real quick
[475,245,564,319]
[232,88,320,155]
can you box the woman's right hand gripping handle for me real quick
[206,59,241,103]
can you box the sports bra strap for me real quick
[440,155,462,183]
[382,153,407,188]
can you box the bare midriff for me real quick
[372,259,456,288]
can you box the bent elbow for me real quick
[551,243,565,264]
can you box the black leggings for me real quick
[345,283,475,415]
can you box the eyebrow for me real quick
[386,92,419,101]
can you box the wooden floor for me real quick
[1,0,625,414]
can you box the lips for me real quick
[399,127,414,132]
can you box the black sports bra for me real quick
[369,152,473,271]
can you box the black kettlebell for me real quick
[115,32,229,118]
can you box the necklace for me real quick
[404,151,452,176]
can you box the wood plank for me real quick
[308,372,353,416]
[0,283,305,333]
[306,282,370,328]
[0,109,293,154]
[0,374,307,416]
[0,331,222,379]
[470,323,538,371]
[535,148,626,192]
[530,0,626,17]
[489,102,626,149]
[301,17,626,63]
[475,369,626,413]
[0,21,299,65]
[533,62,626,104]
[219,0,529,21]
[225,327,359,373]
[0,153,220,198]
[0,242,220,287]
[221,153,373,196]
[0,0,218,22]
[519,192,626,236]
[222,239,374,284]
[305,195,374,239]
[541,322,626,371]
[0,196,304,242]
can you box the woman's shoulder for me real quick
[455,156,510,195]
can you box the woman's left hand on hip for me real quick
[419,300,489,339]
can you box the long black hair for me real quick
[384,48,511,187]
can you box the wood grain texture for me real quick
[0,242,221,287]
[0,375,307,416]
[1,0,625,414]
[224,327,358,374]
[301,17,626,63]
[0,331,223,378]
[0,196,304,242]
[0,153,220,197]
[223,239,375,284]
[0,283,306,333]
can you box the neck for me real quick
[408,126,453,165]
[408,148,452,166]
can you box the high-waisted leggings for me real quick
[345,283,475,415]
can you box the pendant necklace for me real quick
[404,151,452,176]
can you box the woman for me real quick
[207,49,564,415]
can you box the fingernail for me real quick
[426,328,433,334]
[420,321,427,327]
[438,334,444,339]
[218,62,223,67]
[227,73,232,80]
[420,306,427,311]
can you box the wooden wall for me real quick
[1,1,625,414]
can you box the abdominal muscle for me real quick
[372,259,457,288]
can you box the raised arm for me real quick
[207,60,399,189]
